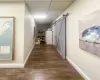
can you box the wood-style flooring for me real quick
[0,45,84,80]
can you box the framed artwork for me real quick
[0,17,15,60]
[79,10,100,57]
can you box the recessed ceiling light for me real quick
[33,14,47,19]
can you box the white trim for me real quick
[24,44,35,67]
[67,57,91,80]
[0,63,24,68]
[0,44,35,68]
[56,48,62,57]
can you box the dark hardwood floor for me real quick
[0,45,84,80]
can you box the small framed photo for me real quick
[0,17,15,61]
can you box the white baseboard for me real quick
[24,44,35,67]
[0,63,24,68]
[0,44,35,68]
[56,48,63,57]
[67,57,91,80]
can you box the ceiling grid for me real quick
[0,0,75,24]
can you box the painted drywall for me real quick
[52,24,56,45]
[36,23,51,33]
[0,2,25,64]
[0,2,36,67]
[54,0,100,80]
[24,5,36,62]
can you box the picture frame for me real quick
[0,17,15,61]
[79,10,100,58]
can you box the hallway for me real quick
[0,45,84,80]
[0,0,100,79]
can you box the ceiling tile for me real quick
[35,11,61,24]
[34,11,60,24]
[50,2,71,11]
[27,2,50,9]
[52,0,74,1]
[48,11,61,17]
[27,1,50,13]
[47,11,61,20]
[26,0,51,1]
[26,0,74,24]
[0,0,24,1]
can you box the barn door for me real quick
[54,15,67,59]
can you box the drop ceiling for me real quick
[0,0,75,24]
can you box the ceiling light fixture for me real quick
[33,14,47,19]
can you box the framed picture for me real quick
[0,17,15,60]
[79,10,100,58]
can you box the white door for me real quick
[46,31,52,44]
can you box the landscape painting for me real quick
[79,10,100,57]
[0,17,15,60]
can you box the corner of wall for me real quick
[24,44,35,67]
[23,4,36,65]
[67,57,91,80]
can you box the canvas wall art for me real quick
[79,10,100,57]
[0,17,15,60]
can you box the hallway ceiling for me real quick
[0,0,74,24]
[26,0,74,24]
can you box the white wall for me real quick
[0,3,36,67]
[0,2,25,64]
[36,23,51,33]
[55,0,100,80]
[24,5,36,62]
